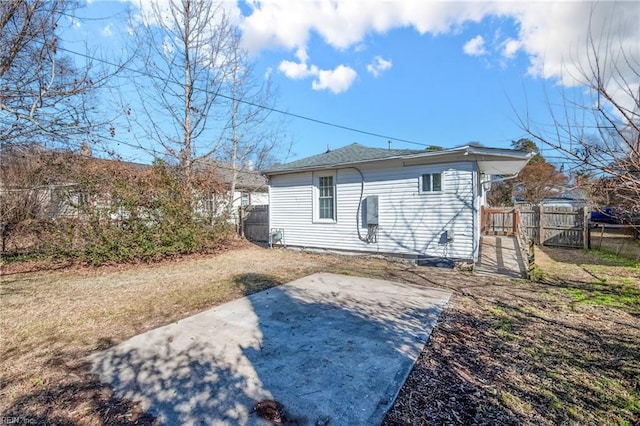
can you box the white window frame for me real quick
[420,172,443,193]
[313,171,337,223]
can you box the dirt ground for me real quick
[1,241,638,425]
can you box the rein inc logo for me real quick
[1,417,36,425]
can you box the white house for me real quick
[202,162,268,225]
[264,143,532,262]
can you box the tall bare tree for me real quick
[124,0,236,185]
[122,0,283,212]
[516,14,639,214]
[222,32,281,212]
[0,0,104,147]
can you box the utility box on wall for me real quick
[366,195,379,225]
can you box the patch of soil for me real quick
[3,367,158,426]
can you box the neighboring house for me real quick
[194,159,268,225]
[2,148,267,223]
[514,188,589,208]
[223,170,269,226]
[264,143,532,262]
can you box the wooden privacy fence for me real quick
[483,205,590,249]
[239,205,269,242]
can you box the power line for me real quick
[59,11,128,22]
[55,45,430,148]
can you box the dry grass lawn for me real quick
[1,240,639,425]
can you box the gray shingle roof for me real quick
[193,159,267,190]
[266,143,423,174]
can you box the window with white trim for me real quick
[421,173,442,192]
[318,176,335,219]
[313,172,337,222]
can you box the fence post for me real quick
[538,204,544,246]
[582,207,589,250]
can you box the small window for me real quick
[421,173,442,192]
[241,192,250,207]
[318,176,335,219]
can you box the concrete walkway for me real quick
[88,273,451,425]
[476,235,526,278]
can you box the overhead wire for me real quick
[55,45,431,148]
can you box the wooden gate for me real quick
[517,205,590,249]
[239,205,269,242]
[541,207,586,248]
[481,207,518,236]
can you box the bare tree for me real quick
[516,14,639,214]
[123,0,237,185]
[222,33,281,212]
[122,0,284,214]
[0,0,105,147]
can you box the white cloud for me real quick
[241,1,492,53]
[295,47,309,63]
[277,55,355,93]
[277,46,357,93]
[312,65,357,94]
[502,38,521,59]
[240,1,639,108]
[463,35,486,56]
[278,60,318,79]
[366,56,392,77]
[102,24,114,37]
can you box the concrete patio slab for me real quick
[88,272,451,425]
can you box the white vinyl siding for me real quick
[269,160,479,261]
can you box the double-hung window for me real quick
[318,175,335,220]
[313,172,337,222]
[421,173,442,192]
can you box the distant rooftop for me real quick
[192,158,267,190]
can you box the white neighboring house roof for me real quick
[264,143,533,176]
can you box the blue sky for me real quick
[63,1,639,166]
